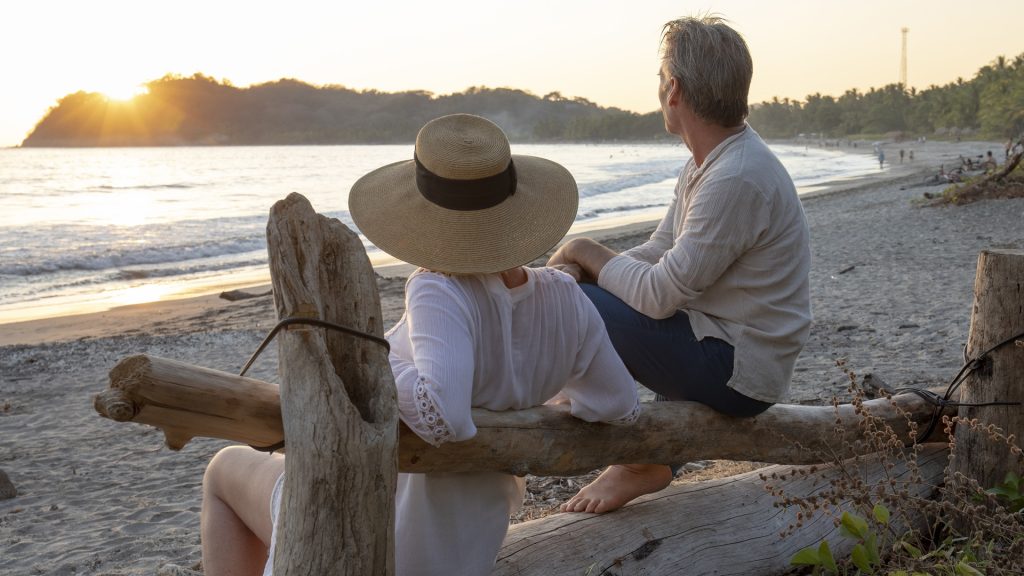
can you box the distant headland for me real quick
[20,75,666,147]
[20,53,1024,147]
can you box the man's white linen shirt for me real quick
[597,126,811,403]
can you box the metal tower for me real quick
[900,27,909,88]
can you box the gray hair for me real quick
[661,15,752,127]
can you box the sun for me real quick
[98,83,149,102]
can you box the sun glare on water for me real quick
[113,283,176,306]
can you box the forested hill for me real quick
[21,74,667,147]
[22,52,1024,147]
[747,53,1024,140]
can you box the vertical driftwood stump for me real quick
[267,192,397,575]
[953,249,1024,491]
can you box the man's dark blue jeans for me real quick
[580,283,771,418]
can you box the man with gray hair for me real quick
[549,15,811,513]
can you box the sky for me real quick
[2,0,1023,147]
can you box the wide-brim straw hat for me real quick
[349,114,578,274]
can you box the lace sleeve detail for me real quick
[409,376,457,447]
[606,398,642,426]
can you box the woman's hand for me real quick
[546,241,577,268]
[547,241,584,281]
[548,263,583,281]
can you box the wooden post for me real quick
[953,249,1024,492]
[266,193,397,575]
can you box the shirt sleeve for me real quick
[598,176,771,319]
[389,274,477,446]
[619,192,676,265]
[556,288,640,425]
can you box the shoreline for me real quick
[0,218,667,347]
[2,138,1021,575]
[0,138,995,346]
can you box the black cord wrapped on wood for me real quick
[895,329,1024,443]
[240,317,391,453]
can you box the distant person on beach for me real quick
[900,149,905,163]
[878,149,885,169]
[909,149,914,161]
[548,15,811,514]
[200,114,640,576]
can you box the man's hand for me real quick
[547,238,618,283]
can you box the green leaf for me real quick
[987,486,1013,498]
[791,546,821,566]
[819,540,838,573]
[840,511,869,540]
[899,540,923,558]
[954,561,983,576]
[851,544,872,574]
[866,532,881,564]
[872,503,890,524]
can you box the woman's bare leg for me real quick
[201,446,285,576]
[560,464,672,514]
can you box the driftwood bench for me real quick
[94,193,1024,575]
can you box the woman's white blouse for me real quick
[387,266,640,447]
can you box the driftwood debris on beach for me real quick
[928,151,1023,204]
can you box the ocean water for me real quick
[0,142,878,324]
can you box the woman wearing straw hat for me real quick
[200,114,640,576]
[549,16,811,514]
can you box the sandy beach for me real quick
[1,139,1021,575]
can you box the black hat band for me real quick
[414,154,517,211]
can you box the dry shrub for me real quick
[765,361,1023,575]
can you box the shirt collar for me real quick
[689,124,749,180]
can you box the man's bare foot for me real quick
[560,464,673,514]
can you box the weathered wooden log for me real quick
[399,391,951,475]
[952,249,1024,491]
[494,445,948,576]
[265,193,397,575]
[97,352,955,475]
[95,354,283,450]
